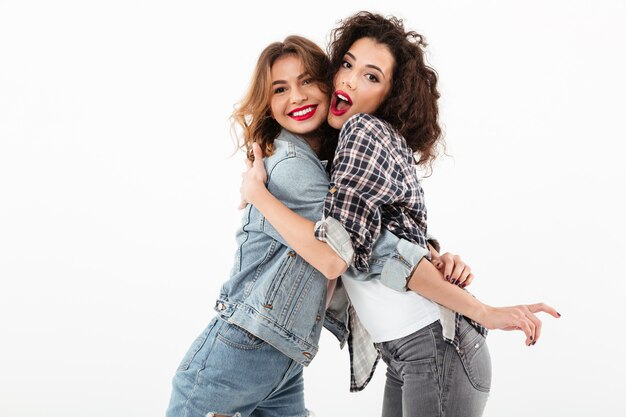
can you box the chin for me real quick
[328,115,343,130]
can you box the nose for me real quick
[290,85,307,104]
[340,75,356,90]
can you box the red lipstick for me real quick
[288,104,318,121]
[330,90,352,116]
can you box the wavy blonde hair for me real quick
[232,35,334,160]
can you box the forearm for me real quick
[252,187,347,279]
[407,258,491,324]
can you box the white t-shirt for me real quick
[342,275,440,343]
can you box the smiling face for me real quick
[328,37,395,129]
[269,54,330,145]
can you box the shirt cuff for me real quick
[314,216,355,266]
[380,238,431,292]
[426,232,440,253]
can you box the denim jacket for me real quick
[214,129,431,367]
[215,130,330,366]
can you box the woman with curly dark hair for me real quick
[241,11,559,417]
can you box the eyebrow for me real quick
[345,51,387,79]
[271,72,310,86]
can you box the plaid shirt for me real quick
[314,113,428,271]
[316,113,487,392]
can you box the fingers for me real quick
[237,200,248,210]
[527,302,561,319]
[462,273,474,288]
[431,257,444,270]
[441,253,454,282]
[252,142,263,166]
[452,260,470,286]
[516,312,535,346]
[524,308,542,345]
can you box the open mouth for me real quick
[330,90,352,116]
[288,105,317,121]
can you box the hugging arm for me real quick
[241,143,347,280]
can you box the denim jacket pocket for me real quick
[456,319,492,392]
[263,250,297,309]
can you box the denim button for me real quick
[474,343,480,349]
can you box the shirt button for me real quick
[329,186,337,194]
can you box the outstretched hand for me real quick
[480,303,561,346]
[238,142,268,210]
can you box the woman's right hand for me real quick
[238,142,268,210]
[478,303,561,346]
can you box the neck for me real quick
[301,132,322,156]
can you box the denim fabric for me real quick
[216,129,333,366]
[167,317,310,417]
[379,318,491,417]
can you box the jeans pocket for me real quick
[457,326,492,392]
[217,322,268,351]
[177,317,217,372]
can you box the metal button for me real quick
[316,314,321,321]
[474,343,480,349]
[329,186,337,194]
[302,352,312,359]
[217,303,226,311]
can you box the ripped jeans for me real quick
[378,319,491,417]
[166,316,310,417]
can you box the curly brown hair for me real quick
[328,11,444,167]
[232,35,337,163]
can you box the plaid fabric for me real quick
[348,303,488,392]
[315,113,428,272]
[347,304,381,392]
[314,114,488,392]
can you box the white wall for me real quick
[1,1,624,416]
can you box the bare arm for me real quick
[241,143,347,280]
[407,259,560,345]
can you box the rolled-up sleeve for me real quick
[314,114,403,271]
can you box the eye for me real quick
[341,60,352,69]
[302,78,312,85]
[365,73,379,83]
[273,86,286,94]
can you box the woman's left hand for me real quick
[238,142,268,209]
[432,252,474,288]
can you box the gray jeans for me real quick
[378,319,491,417]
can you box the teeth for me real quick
[292,107,314,117]
[337,94,349,102]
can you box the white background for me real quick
[1,1,625,416]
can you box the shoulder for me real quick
[266,142,325,184]
[340,113,394,145]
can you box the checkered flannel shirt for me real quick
[316,113,487,392]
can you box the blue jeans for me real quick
[167,316,310,417]
[379,319,491,417]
